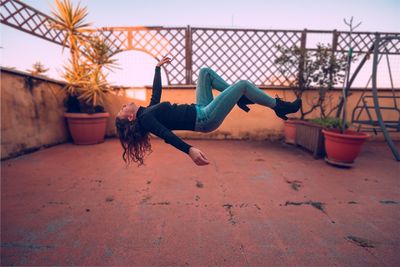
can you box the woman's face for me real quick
[117,102,137,121]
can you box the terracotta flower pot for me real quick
[284,119,301,144]
[322,129,370,164]
[64,112,110,145]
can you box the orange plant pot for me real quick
[284,119,300,144]
[64,112,110,145]
[322,129,370,164]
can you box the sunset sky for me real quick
[1,0,399,86]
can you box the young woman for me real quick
[115,57,301,166]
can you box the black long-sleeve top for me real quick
[136,67,197,154]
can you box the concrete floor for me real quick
[1,139,399,266]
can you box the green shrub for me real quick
[309,117,350,129]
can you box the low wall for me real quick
[1,69,68,159]
[0,68,134,160]
[1,68,399,160]
[139,85,400,142]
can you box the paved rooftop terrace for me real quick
[1,139,399,266]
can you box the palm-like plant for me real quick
[78,37,120,107]
[62,58,90,97]
[61,37,120,109]
[50,0,120,112]
[27,61,49,76]
[50,0,91,66]
[83,37,120,73]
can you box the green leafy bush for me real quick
[309,117,350,129]
[275,43,354,120]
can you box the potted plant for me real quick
[275,45,304,144]
[50,0,119,144]
[322,17,370,166]
[275,43,348,157]
[305,117,344,158]
[322,127,369,166]
[283,118,299,144]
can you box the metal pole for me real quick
[329,30,339,89]
[185,25,193,85]
[371,33,400,161]
[298,29,307,94]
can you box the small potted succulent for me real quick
[50,0,120,144]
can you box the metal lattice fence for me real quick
[191,28,302,86]
[92,27,188,85]
[0,0,66,44]
[1,0,400,87]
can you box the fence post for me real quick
[329,29,339,88]
[298,29,307,92]
[127,29,133,50]
[185,25,193,85]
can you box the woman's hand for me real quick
[189,147,210,166]
[157,56,172,67]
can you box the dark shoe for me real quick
[273,97,302,120]
[237,95,255,112]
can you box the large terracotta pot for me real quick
[284,119,301,144]
[322,129,370,164]
[64,112,110,145]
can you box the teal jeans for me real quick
[194,68,276,132]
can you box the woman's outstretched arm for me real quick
[148,67,161,106]
[148,57,172,107]
[140,104,209,166]
[140,110,192,154]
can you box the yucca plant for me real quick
[27,61,49,76]
[78,36,120,108]
[50,0,91,67]
[62,58,90,97]
[83,36,120,73]
[50,0,120,113]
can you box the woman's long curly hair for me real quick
[115,117,152,166]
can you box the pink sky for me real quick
[1,0,399,86]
